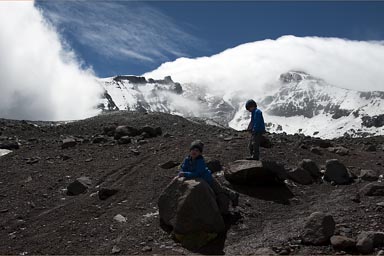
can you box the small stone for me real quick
[360,182,384,196]
[301,212,335,245]
[85,158,93,162]
[113,214,126,223]
[61,138,77,149]
[359,169,379,182]
[159,160,180,169]
[141,246,152,252]
[111,245,121,254]
[310,147,322,155]
[98,188,119,200]
[131,149,140,155]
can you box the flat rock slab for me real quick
[225,160,286,185]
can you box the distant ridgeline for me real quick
[98,71,384,139]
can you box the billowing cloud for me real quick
[145,36,384,98]
[0,1,103,121]
[36,1,202,63]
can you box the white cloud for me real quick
[145,36,384,98]
[37,1,202,64]
[0,1,103,121]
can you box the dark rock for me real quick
[310,147,322,155]
[260,135,272,148]
[225,160,287,186]
[330,235,356,251]
[0,141,20,150]
[114,126,139,140]
[140,126,158,138]
[365,144,377,152]
[324,159,352,185]
[98,188,119,200]
[254,248,277,255]
[159,160,180,169]
[155,127,162,136]
[131,149,140,155]
[118,136,131,145]
[328,147,349,156]
[92,136,108,144]
[301,212,335,245]
[288,167,313,185]
[67,177,91,196]
[206,159,222,173]
[61,138,77,149]
[158,178,225,249]
[298,159,321,179]
[359,182,384,196]
[103,125,117,136]
[359,169,379,181]
[356,231,384,254]
[141,246,152,252]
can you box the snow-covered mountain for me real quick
[98,71,384,139]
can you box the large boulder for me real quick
[324,159,352,185]
[158,178,225,248]
[225,160,287,185]
[301,212,335,245]
[298,159,322,179]
[359,182,384,196]
[114,126,140,140]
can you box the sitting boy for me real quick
[178,140,239,213]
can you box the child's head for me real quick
[189,140,204,159]
[245,99,257,112]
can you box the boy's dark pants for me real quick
[249,132,262,160]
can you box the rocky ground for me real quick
[0,111,383,255]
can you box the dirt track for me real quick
[0,111,383,255]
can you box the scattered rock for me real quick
[131,149,140,155]
[118,136,131,145]
[330,235,356,251]
[85,158,93,162]
[103,125,117,137]
[288,167,313,185]
[225,160,287,185]
[365,144,377,152]
[113,214,127,223]
[159,160,180,169]
[377,250,384,256]
[111,245,121,254]
[114,126,139,140]
[301,212,335,245]
[356,231,384,254]
[298,159,321,179]
[0,141,19,150]
[359,182,384,196]
[26,157,40,165]
[158,178,225,249]
[324,159,352,185]
[92,135,108,144]
[66,176,91,196]
[254,248,277,255]
[141,246,152,252]
[61,138,77,149]
[140,126,158,138]
[328,147,349,156]
[310,147,322,155]
[98,188,119,200]
[206,159,222,173]
[359,169,379,181]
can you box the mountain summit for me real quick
[99,71,384,139]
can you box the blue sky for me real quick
[36,1,384,78]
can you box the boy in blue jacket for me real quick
[178,140,239,212]
[245,99,266,160]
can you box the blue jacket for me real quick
[250,108,266,133]
[179,155,213,185]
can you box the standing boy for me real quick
[245,99,266,160]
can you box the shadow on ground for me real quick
[232,184,294,205]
